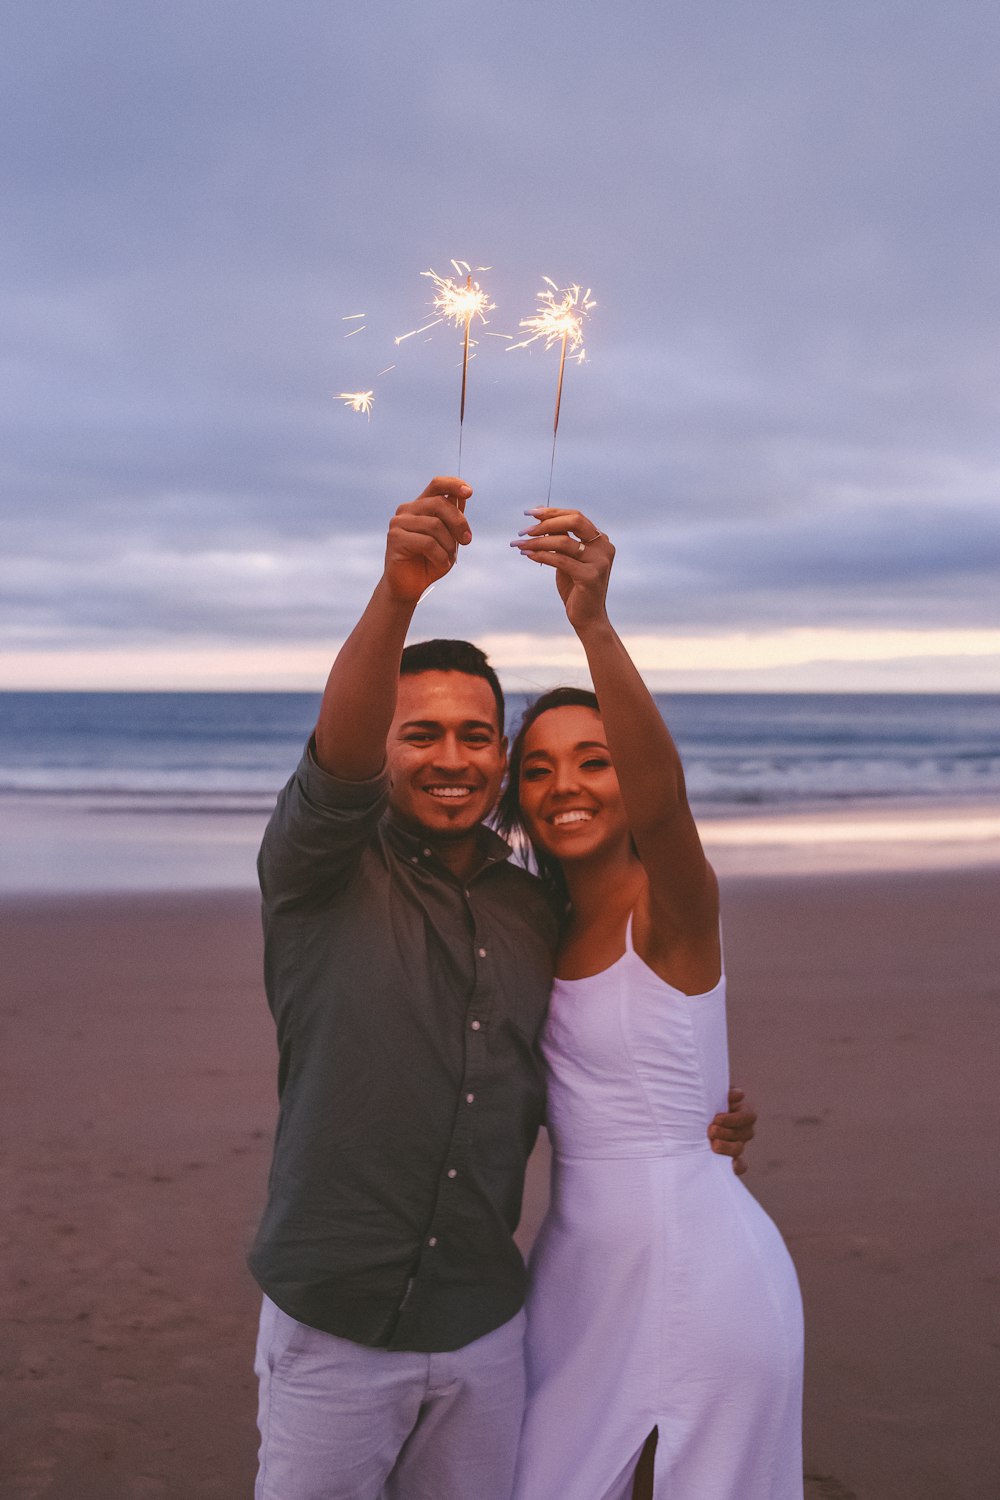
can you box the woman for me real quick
[503,507,803,1500]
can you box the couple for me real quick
[249,475,803,1499]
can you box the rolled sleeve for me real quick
[258,738,391,910]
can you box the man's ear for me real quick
[498,736,509,768]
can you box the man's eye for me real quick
[466,736,491,747]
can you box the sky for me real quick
[3,0,999,692]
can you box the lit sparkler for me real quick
[509,279,595,499]
[336,390,375,418]
[396,260,495,471]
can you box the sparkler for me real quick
[396,261,495,471]
[336,390,375,418]
[509,279,595,500]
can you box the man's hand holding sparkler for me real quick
[383,475,473,604]
[314,475,472,781]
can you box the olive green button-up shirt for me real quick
[248,744,558,1353]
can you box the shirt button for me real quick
[410,856,419,864]
[427,1236,438,1247]
[477,947,487,958]
[470,1020,481,1031]
[447,1168,457,1179]
[422,847,432,858]
[465,1092,475,1104]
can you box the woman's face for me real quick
[517,704,630,863]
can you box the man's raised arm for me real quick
[314,476,473,780]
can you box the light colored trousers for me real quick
[254,1295,527,1500]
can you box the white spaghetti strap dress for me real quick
[512,917,803,1500]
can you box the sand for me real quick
[3,871,999,1500]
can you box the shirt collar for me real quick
[382,808,513,878]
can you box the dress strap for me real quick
[626,909,727,976]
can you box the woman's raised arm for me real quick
[512,506,719,957]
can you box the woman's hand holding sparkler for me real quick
[512,506,615,633]
[383,475,473,604]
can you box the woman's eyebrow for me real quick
[522,740,608,763]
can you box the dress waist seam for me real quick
[552,1142,713,1162]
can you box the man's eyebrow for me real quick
[398,718,498,733]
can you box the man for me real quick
[249,476,754,1500]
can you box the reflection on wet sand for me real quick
[701,803,1000,876]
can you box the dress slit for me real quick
[511,933,803,1500]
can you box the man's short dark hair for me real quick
[399,639,505,735]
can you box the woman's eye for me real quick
[521,766,549,782]
[582,758,611,770]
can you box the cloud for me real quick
[3,1,998,683]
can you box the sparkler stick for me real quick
[508,279,595,501]
[397,261,494,472]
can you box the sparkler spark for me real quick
[396,260,495,473]
[395,261,494,346]
[336,390,375,418]
[507,279,595,361]
[509,279,596,500]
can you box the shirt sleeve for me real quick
[257,737,390,911]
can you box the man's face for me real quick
[386,671,507,839]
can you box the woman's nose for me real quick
[551,762,581,795]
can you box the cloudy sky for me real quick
[4,0,998,691]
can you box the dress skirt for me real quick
[513,1144,803,1500]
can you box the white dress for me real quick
[512,918,803,1500]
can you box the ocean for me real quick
[2,692,999,891]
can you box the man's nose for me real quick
[432,734,468,771]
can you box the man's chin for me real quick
[395,798,490,841]
[422,805,486,839]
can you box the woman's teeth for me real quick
[552,809,594,826]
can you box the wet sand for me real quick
[3,870,999,1499]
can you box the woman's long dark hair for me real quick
[495,686,602,910]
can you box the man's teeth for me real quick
[552,809,594,826]
[426,786,473,799]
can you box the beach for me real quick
[4,866,998,1500]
